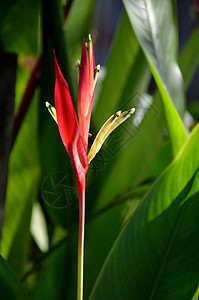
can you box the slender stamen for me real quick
[87,34,94,89]
[87,111,121,163]
[88,33,92,42]
[76,60,81,82]
[93,64,100,93]
[88,34,92,60]
[94,65,100,82]
[45,102,57,123]
[88,108,135,163]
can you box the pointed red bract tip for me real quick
[77,38,95,151]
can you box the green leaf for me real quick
[123,0,187,156]
[85,185,147,298]
[93,11,143,127]
[149,140,173,178]
[64,0,95,64]
[1,95,39,276]
[32,242,69,300]
[0,255,29,299]
[191,287,199,300]
[179,26,199,90]
[135,24,199,179]
[0,0,39,54]
[90,125,199,299]
[189,101,199,121]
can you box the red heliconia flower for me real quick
[46,34,135,300]
[46,35,100,300]
[47,36,100,190]
[53,50,89,195]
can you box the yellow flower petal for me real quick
[88,108,135,163]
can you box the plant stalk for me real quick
[77,184,85,300]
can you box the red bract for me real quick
[54,51,88,194]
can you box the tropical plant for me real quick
[0,0,199,299]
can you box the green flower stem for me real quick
[77,187,85,300]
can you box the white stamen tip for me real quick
[76,59,80,67]
[88,34,92,41]
[45,101,57,124]
[94,65,101,86]
[116,110,122,116]
[96,64,100,71]
[130,108,136,115]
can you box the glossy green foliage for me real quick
[90,125,199,299]
[1,96,39,276]
[179,26,199,90]
[123,0,187,156]
[0,0,39,54]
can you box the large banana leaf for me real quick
[123,0,187,156]
[90,124,199,299]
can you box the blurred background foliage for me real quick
[0,0,199,299]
